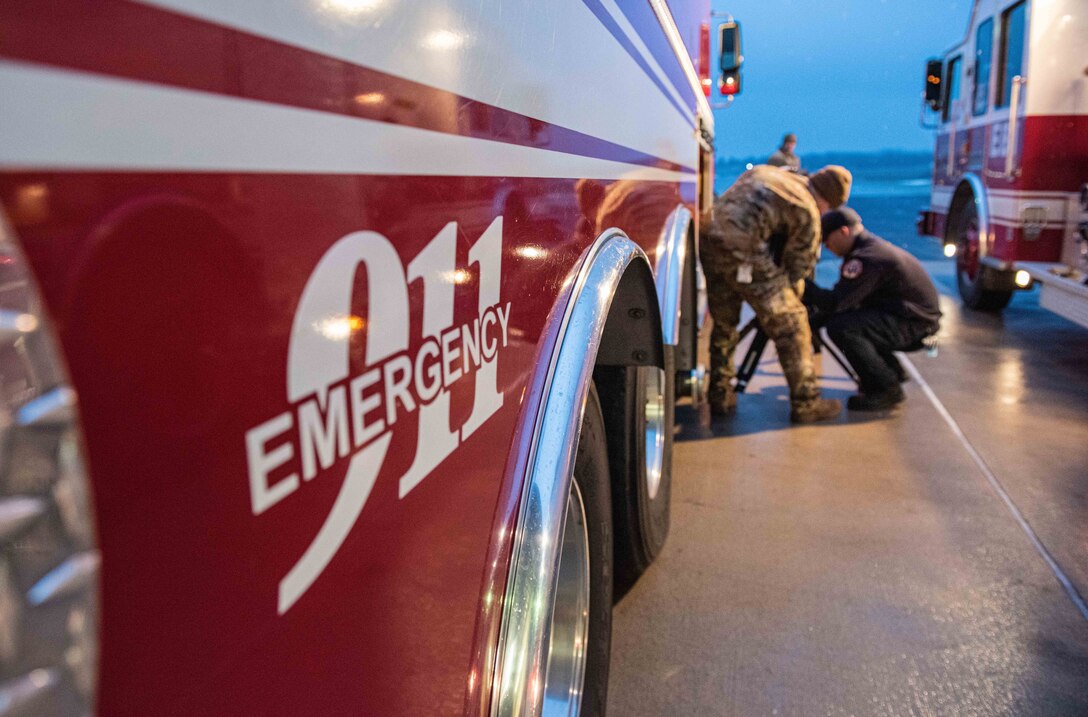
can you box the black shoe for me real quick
[883,354,908,383]
[847,386,905,411]
[894,362,908,384]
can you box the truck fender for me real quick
[491,229,657,714]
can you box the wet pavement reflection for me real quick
[607,231,1088,715]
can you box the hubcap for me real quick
[541,480,590,716]
[642,367,666,501]
[676,365,708,406]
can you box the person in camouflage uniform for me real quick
[767,133,801,171]
[700,164,852,423]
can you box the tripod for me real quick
[734,316,859,393]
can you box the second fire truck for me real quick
[919,0,1088,327]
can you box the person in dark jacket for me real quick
[805,208,942,411]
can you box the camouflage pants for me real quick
[701,250,820,408]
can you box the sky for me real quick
[711,0,973,159]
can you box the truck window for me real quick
[996,1,1026,107]
[943,56,962,123]
[973,18,994,116]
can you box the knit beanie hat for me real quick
[808,165,852,208]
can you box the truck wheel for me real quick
[0,226,99,717]
[543,384,613,716]
[595,348,675,600]
[953,200,1013,311]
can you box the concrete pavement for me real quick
[607,254,1088,716]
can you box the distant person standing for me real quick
[701,164,853,424]
[767,133,801,172]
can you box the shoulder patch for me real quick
[842,258,864,279]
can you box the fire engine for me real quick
[919,0,1088,326]
[0,1,739,714]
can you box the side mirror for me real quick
[718,21,743,96]
[719,22,742,72]
[924,58,944,111]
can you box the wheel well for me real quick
[593,257,663,510]
[675,223,698,372]
[945,183,975,243]
[946,176,990,254]
[594,259,664,370]
[591,258,670,598]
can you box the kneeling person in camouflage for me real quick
[700,164,852,423]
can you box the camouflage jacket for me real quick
[706,165,820,282]
[767,149,801,171]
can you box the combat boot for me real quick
[847,386,905,411]
[709,389,737,417]
[789,397,841,424]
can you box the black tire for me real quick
[951,199,1013,311]
[574,385,614,717]
[594,348,675,601]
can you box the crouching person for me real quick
[805,208,942,411]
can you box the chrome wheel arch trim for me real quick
[490,229,650,717]
[653,205,693,347]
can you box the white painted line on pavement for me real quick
[900,353,1088,622]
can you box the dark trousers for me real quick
[825,309,936,393]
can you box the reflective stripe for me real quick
[135,0,698,167]
[0,62,694,182]
[591,0,694,125]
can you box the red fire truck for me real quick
[919,0,1088,326]
[0,1,739,714]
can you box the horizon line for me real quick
[719,148,934,162]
